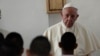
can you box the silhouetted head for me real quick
[59,32,77,54]
[6,32,24,56]
[0,41,17,56]
[0,32,4,44]
[27,35,51,56]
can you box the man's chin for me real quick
[65,23,73,28]
[67,25,72,28]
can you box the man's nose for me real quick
[67,16,72,21]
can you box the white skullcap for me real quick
[63,3,77,10]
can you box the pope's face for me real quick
[61,7,79,28]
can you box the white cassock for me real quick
[43,21,100,56]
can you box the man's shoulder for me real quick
[43,22,62,38]
[75,22,89,34]
[43,22,62,36]
[75,22,86,30]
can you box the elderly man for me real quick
[43,3,100,56]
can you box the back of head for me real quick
[0,32,4,44]
[5,32,24,55]
[0,41,17,56]
[60,32,76,51]
[29,35,51,56]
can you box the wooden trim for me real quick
[46,0,66,14]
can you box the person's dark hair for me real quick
[61,32,76,50]
[0,32,4,44]
[0,41,17,56]
[5,32,24,55]
[29,35,51,56]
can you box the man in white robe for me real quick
[43,3,100,56]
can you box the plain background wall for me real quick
[0,0,49,56]
[49,0,100,56]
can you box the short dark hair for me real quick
[30,35,51,56]
[0,32,4,44]
[0,41,17,56]
[5,32,24,55]
[61,32,76,50]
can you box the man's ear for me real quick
[74,43,78,49]
[75,14,79,21]
[76,14,79,18]
[20,48,24,56]
[48,53,53,56]
[26,49,31,56]
[59,42,62,48]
